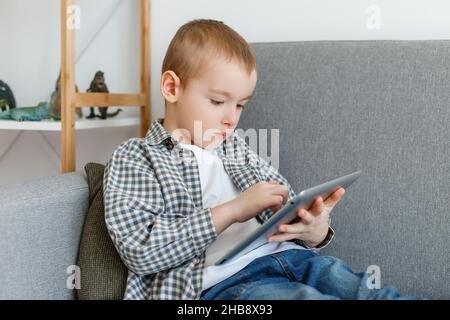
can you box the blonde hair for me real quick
[162,19,257,90]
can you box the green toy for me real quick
[0,102,59,122]
[0,72,86,122]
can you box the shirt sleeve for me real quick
[103,139,217,277]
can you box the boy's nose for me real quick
[222,107,237,127]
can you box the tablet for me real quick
[214,170,362,265]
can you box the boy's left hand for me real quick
[267,187,346,248]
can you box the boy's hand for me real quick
[267,188,346,248]
[231,181,289,223]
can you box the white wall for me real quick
[1,0,450,185]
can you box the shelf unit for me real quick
[0,0,151,173]
[61,0,151,173]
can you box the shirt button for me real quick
[163,138,174,150]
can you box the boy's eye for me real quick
[210,99,245,109]
[210,99,224,105]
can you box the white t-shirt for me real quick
[180,143,306,292]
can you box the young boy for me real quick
[103,19,416,300]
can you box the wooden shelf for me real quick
[0,116,140,131]
[0,0,151,173]
[58,0,150,173]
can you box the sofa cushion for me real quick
[76,162,127,300]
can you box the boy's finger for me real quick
[281,187,289,203]
[309,196,324,216]
[278,221,306,234]
[271,185,289,203]
[296,208,314,224]
[268,232,301,243]
[324,188,346,209]
[270,204,282,213]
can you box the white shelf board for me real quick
[0,117,140,131]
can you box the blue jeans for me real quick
[200,249,420,300]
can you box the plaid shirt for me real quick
[103,119,334,300]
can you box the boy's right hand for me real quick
[231,181,289,223]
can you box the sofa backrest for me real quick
[0,172,88,299]
[238,40,450,299]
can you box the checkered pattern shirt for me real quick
[103,119,334,300]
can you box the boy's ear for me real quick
[161,70,181,104]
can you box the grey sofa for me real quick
[1,40,449,299]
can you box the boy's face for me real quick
[162,57,257,149]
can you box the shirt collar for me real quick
[145,118,173,146]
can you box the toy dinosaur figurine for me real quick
[0,80,16,112]
[86,71,122,119]
[0,73,86,122]
[50,73,83,120]
[0,102,59,122]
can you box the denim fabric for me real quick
[200,249,420,300]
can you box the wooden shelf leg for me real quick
[61,0,77,173]
[140,0,151,137]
